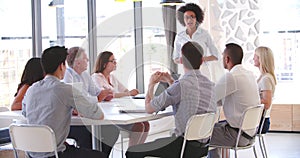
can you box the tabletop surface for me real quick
[0,97,173,126]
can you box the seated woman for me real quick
[11,57,44,110]
[2,58,44,146]
[91,51,150,147]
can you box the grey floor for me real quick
[111,131,300,158]
[1,128,299,158]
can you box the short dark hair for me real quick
[94,51,113,73]
[181,41,203,69]
[177,3,204,26]
[224,43,244,65]
[41,46,68,74]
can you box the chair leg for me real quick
[234,149,237,158]
[262,136,268,158]
[258,136,264,158]
[259,135,268,158]
[13,149,18,158]
[252,146,258,158]
[180,140,186,158]
[121,134,124,158]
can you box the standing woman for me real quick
[173,3,222,81]
[91,51,150,147]
[11,57,44,110]
[253,46,277,133]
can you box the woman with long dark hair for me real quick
[11,57,44,110]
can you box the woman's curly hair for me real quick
[177,3,204,26]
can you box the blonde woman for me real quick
[253,46,277,133]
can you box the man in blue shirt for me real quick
[126,41,217,158]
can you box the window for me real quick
[259,0,300,101]
[142,1,169,92]
[41,0,88,49]
[0,0,32,107]
[1,0,300,109]
[96,1,136,90]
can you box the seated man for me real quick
[22,46,106,158]
[63,47,119,156]
[208,43,261,158]
[126,41,217,158]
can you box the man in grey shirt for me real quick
[126,41,217,158]
[63,47,119,156]
[22,46,107,158]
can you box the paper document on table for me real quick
[119,109,146,113]
[117,98,146,113]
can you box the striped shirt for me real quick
[151,70,217,137]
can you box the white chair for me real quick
[145,113,216,158]
[257,110,268,158]
[9,124,59,158]
[180,112,216,158]
[209,105,264,158]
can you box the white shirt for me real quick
[173,27,223,82]
[173,27,219,60]
[257,73,276,118]
[91,73,127,93]
[63,67,101,102]
[215,65,260,132]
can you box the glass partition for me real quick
[41,0,88,49]
[0,0,32,108]
[96,1,136,90]
[142,1,169,92]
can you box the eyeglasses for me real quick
[108,59,117,64]
[184,16,196,20]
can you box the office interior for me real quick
[0,0,300,157]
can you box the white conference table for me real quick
[0,97,173,150]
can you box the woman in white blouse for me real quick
[253,46,277,133]
[173,3,223,82]
[91,51,149,147]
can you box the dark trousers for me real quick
[68,125,120,157]
[126,135,208,158]
[257,118,270,134]
[0,128,10,144]
[48,144,107,158]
